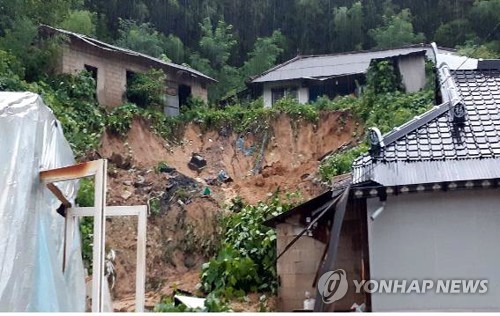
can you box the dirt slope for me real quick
[98,110,359,311]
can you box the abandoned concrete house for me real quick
[249,45,460,108]
[39,25,216,115]
[265,51,500,311]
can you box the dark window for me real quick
[271,88,284,105]
[272,87,298,105]
[84,64,98,82]
[126,70,146,107]
[288,87,298,100]
[178,84,192,109]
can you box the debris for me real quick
[217,170,232,183]
[121,191,132,200]
[236,136,255,156]
[157,164,176,173]
[202,187,211,196]
[109,152,132,169]
[204,177,217,185]
[123,180,133,186]
[136,175,145,184]
[163,173,199,204]
[174,295,206,310]
[188,153,207,171]
[351,303,366,312]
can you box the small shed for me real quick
[264,179,368,312]
[39,25,216,115]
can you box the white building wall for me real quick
[263,87,273,108]
[262,80,309,108]
[367,189,500,311]
[398,54,426,93]
[298,87,309,104]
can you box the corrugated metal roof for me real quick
[39,24,216,83]
[353,65,500,186]
[252,45,435,83]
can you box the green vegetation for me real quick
[1,0,499,102]
[317,59,434,181]
[125,69,167,108]
[200,192,301,298]
[75,178,95,273]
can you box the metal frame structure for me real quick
[40,159,147,312]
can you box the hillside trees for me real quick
[369,9,425,49]
[0,0,499,101]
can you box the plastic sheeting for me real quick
[0,92,86,311]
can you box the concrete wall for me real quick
[262,81,308,108]
[60,42,208,110]
[276,217,326,311]
[367,189,500,311]
[397,54,426,93]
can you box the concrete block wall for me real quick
[60,43,209,109]
[276,218,326,311]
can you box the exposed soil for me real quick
[97,110,360,311]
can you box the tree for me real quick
[333,2,364,52]
[163,34,185,64]
[434,19,475,48]
[369,9,425,49]
[59,10,97,36]
[469,0,500,41]
[458,41,500,59]
[115,19,166,57]
[198,18,237,69]
[241,30,285,79]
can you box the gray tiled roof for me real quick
[252,46,436,83]
[353,67,500,186]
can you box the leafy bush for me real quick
[201,193,301,297]
[317,59,434,181]
[273,96,319,122]
[106,103,141,136]
[319,144,368,182]
[35,71,105,157]
[76,178,95,273]
[125,69,166,108]
[365,59,402,94]
[0,50,27,91]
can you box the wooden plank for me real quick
[40,160,102,183]
[46,183,72,208]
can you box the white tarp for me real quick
[0,92,86,311]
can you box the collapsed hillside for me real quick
[98,110,360,311]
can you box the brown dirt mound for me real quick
[98,110,360,310]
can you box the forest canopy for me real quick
[0,0,499,102]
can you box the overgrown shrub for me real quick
[316,60,434,181]
[0,50,27,91]
[35,71,105,157]
[319,144,369,182]
[201,192,301,297]
[125,69,166,108]
[76,178,95,273]
[106,103,141,136]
